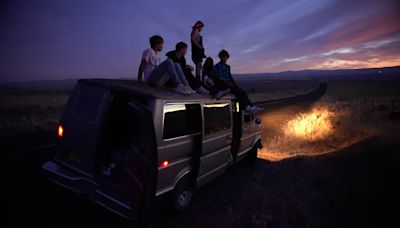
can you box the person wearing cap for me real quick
[191,20,206,83]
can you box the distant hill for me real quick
[1,66,399,87]
[0,79,78,91]
[235,66,400,81]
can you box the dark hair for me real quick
[202,57,214,75]
[175,42,188,51]
[218,49,230,59]
[149,35,164,48]
[192,20,204,29]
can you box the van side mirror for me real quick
[255,117,262,125]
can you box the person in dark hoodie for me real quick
[166,42,229,99]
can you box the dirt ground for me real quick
[2,78,400,227]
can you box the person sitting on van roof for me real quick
[206,50,263,113]
[166,42,217,96]
[137,35,193,95]
[200,57,230,99]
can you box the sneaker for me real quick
[252,106,264,113]
[244,105,254,113]
[214,89,230,100]
[174,84,191,95]
[244,105,264,113]
[184,85,197,94]
[196,86,209,95]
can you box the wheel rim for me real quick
[178,190,192,206]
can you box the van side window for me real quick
[73,87,105,124]
[163,103,201,139]
[244,113,254,124]
[204,103,231,135]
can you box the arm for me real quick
[137,59,147,81]
[210,66,219,81]
[227,66,238,86]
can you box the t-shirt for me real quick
[142,48,161,81]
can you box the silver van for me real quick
[42,79,262,221]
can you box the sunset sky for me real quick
[1,0,399,82]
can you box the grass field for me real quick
[0,88,70,137]
[258,80,400,161]
[0,79,318,137]
[2,77,400,227]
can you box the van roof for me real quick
[79,79,235,101]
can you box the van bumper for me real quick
[42,160,135,219]
[42,160,97,194]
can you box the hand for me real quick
[206,79,215,86]
[186,65,194,71]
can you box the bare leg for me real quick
[195,62,202,82]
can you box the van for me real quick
[42,79,262,221]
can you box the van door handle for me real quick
[227,134,233,140]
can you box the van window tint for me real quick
[204,103,231,134]
[244,113,254,123]
[73,87,105,124]
[163,103,201,139]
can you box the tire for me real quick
[247,141,261,164]
[172,175,194,212]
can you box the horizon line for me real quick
[1,65,399,84]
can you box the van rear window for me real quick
[204,103,231,134]
[73,87,105,124]
[163,103,201,139]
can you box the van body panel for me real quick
[42,79,262,220]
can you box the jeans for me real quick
[147,59,188,87]
[214,80,253,109]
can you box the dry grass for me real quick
[0,79,316,137]
[258,81,400,161]
[0,92,69,136]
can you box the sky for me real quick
[0,0,399,82]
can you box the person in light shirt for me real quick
[137,35,193,95]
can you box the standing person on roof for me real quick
[137,35,193,95]
[209,50,263,113]
[191,21,206,83]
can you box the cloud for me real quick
[1,0,400,81]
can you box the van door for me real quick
[56,84,110,177]
[238,113,256,156]
[197,102,232,186]
[122,101,158,221]
[156,103,202,194]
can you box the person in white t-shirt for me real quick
[137,35,193,95]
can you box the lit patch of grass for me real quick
[283,107,333,141]
[258,96,400,161]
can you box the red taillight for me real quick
[58,125,64,138]
[161,160,169,167]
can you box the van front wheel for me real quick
[172,176,194,211]
[247,140,261,164]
